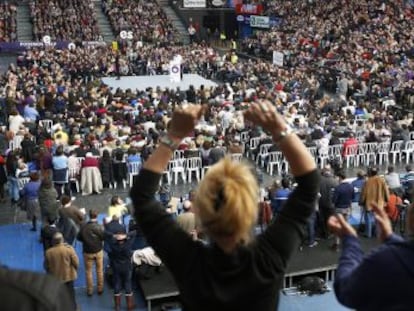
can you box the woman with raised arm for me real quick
[130,101,319,311]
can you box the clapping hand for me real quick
[168,104,205,139]
[327,214,357,238]
[243,100,287,137]
[371,203,393,243]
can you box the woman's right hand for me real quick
[243,100,288,138]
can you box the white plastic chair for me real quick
[230,153,243,163]
[266,151,285,176]
[389,140,403,164]
[185,157,202,183]
[9,135,23,151]
[128,162,142,186]
[343,144,358,168]
[247,137,261,160]
[39,119,53,133]
[68,168,80,193]
[401,141,414,164]
[377,142,390,165]
[363,142,378,166]
[328,144,343,163]
[169,159,186,185]
[256,143,272,167]
[18,177,30,190]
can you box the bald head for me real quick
[52,232,64,244]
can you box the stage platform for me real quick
[284,237,379,288]
[101,74,218,92]
[138,267,180,311]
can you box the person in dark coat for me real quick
[100,149,113,189]
[107,229,136,310]
[21,171,41,231]
[0,154,7,202]
[38,179,59,224]
[20,133,36,162]
[41,216,60,254]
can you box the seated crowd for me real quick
[103,0,178,45]
[1,1,414,309]
[30,0,100,41]
[0,1,17,42]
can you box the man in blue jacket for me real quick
[331,171,354,251]
[328,203,414,310]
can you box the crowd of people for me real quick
[0,1,17,42]
[242,0,414,109]
[0,0,414,310]
[102,0,179,45]
[30,0,101,41]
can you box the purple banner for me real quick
[0,41,107,52]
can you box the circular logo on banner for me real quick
[171,65,180,73]
[68,42,76,50]
[42,35,51,44]
[236,15,244,22]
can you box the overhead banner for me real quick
[183,0,206,8]
[273,51,284,67]
[0,41,106,52]
[250,15,270,28]
[235,3,263,15]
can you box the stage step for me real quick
[159,2,190,45]
[16,2,33,42]
[93,1,116,43]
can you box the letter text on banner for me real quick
[183,0,206,8]
[250,15,270,28]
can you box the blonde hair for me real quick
[194,157,258,245]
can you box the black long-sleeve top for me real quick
[131,168,320,311]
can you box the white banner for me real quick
[169,59,181,83]
[250,15,270,28]
[273,51,284,66]
[183,0,206,8]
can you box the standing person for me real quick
[100,149,113,189]
[130,102,319,310]
[360,167,390,238]
[107,195,129,221]
[328,203,414,309]
[107,230,136,311]
[384,165,402,197]
[0,153,7,202]
[52,145,69,200]
[176,200,197,238]
[351,170,365,205]
[77,209,105,297]
[331,171,354,251]
[44,232,79,310]
[270,177,291,217]
[318,165,338,239]
[40,216,60,254]
[6,150,19,206]
[38,179,59,225]
[21,171,41,231]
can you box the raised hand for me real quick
[371,203,393,243]
[328,214,357,238]
[168,104,205,139]
[243,100,288,137]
